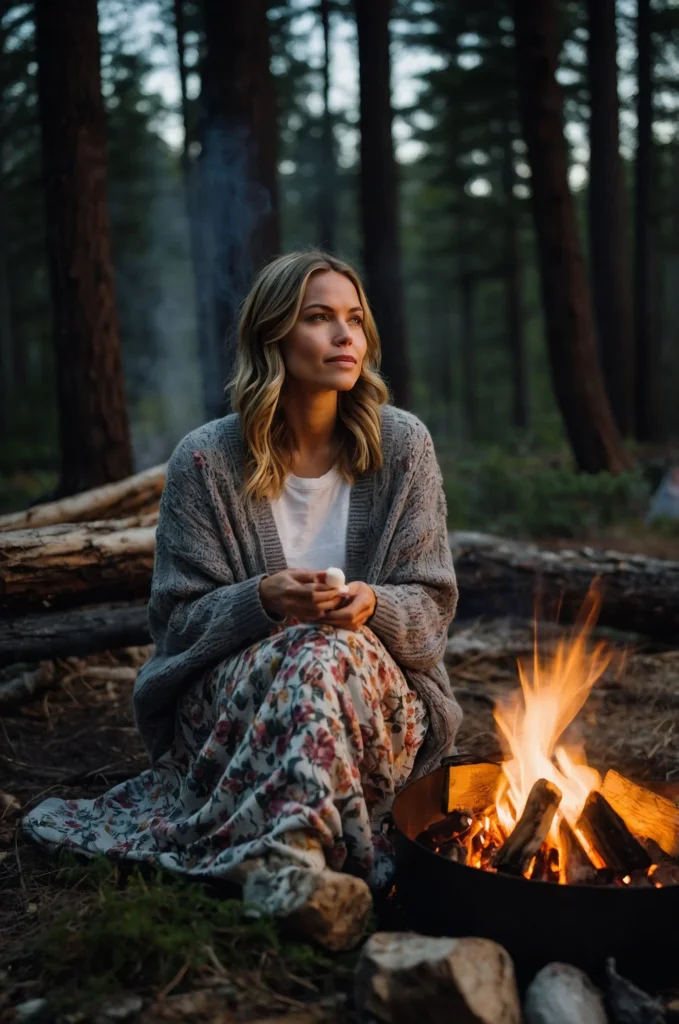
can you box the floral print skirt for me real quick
[22,624,427,889]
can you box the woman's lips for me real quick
[327,357,357,366]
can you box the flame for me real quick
[494,587,611,838]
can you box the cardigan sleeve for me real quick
[367,429,457,671]
[132,440,280,757]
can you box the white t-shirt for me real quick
[270,466,351,572]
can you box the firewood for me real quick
[0,464,166,532]
[491,779,562,877]
[0,601,150,667]
[0,519,156,612]
[524,962,607,1024]
[576,791,652,876]
[558,817,599,885]
[354,932,521,1024]
[605,958,665,1024]
[444,758,502,814]
[602,769,679,859]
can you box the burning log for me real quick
[354,932,522,1024]
[576,791,652,876]
[0,601,150,667]
[451,531,679,642]
[0,518,156,613]
[0,464,165,532]
[557,818,599,886]
[601,770,679,860]
[491,778,562,877]
[524,962,607,1024]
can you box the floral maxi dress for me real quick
[23,623,428,889]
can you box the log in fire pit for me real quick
[392,591,679,987]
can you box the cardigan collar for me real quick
[222,408,395,582]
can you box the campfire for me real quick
[416,589,679,889]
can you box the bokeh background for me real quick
[2,0,679,548]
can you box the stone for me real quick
[354,931,521,1024]
[524,963,607,1024]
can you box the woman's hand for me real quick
[259,569,344,622]
[320,580,376,631]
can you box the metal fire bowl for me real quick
[392,763,679,988]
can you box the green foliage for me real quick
[39,857,334,1010]
[440,447,651,538]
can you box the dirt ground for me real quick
[1,619,678,1021]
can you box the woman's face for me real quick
[280,270,367,393]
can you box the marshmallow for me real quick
[325,566,348,592]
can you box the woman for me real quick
[23,251,461,949]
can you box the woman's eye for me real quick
[309,313,327,322]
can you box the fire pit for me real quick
[392,592,679,987]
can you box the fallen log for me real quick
[451,531,679,641]
[0,601,150,666]
[576,791,652,876]
[0,464,165,532]
[3,524,679,639]
[0,518,156,613]
[491,778,562,877]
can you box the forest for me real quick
[2,0,679,546]
[3,3,679,1021]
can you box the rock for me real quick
[354,931,521,1024]
[524,963,607,1024]
[244,864,372,952]
[14,999,52,1023]
[605,959,665,1024]
[94,994,143,1023]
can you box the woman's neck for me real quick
[281,387,339,478]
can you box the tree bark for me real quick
[460,272,477,439]
[0,601,150,667]
[586,0,635,438]
[355,0,410,409]
[318,0,336,252]
[199,0,281,420]
[634,0,661,442]
[501,131,528,430]
[173,0,210,423]
[0,519,155,613]
[451,530,679,641]
[513,0,634,473]
[34,0,134,496]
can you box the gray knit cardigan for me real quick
[133,404,462,779]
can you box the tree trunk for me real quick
[199,0,281,420]
[460,272,477,438]
[0,143,13,444]
[587,0,635,438]
[355,0,410,409]
[501,132,529,430]
[634,0,661,442]
[513,0,633,473]
[173,0,211,422]
[34,0,134,496]
[318,0,336,252]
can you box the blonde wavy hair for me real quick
[228,250,389,501]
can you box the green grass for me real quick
[35,857,338,1012]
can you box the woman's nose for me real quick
[333,320,352,343]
